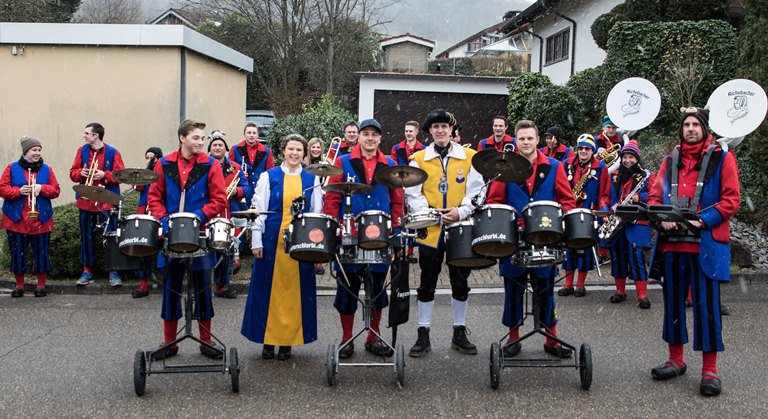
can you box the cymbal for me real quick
[374,165,428,188]
[471,149,533,183]
[323,182,374,195]
[73,185,122,205]
[305,162,342,177]
[113,168,160,185]
[231,208,277,219]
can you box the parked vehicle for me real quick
[245,110,276,143]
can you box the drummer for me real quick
[147,119,227,361]
[390,120,425,264]
[209,132,250,299]
[323,118,403,358]
[559,134,611,297]
[486,119,576,359]
[404,109,484,357]
[131,146,163,299]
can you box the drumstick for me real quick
[179,190,186,213]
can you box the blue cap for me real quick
[358,118,382,134]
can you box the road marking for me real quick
[317,284,662,296]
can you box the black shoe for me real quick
[315,267,325,275]
[131,288,149,299]
[409,327,431,357]
[543,344,572,359]
[574,287,587,297]
[232,258,241,275]
[338,341,354,359]
[685,299,693,308]
[34,287,48,297]
[451,325,478,355]
[11,287,24,298]
[651,360,687,380]
[365,338,394,357]
[406,254,418,264]
[638,298,651,309]
[721,304,730,316]
[700,373,722,397]
[558,287,574,296]
[277,346,292,361]
[214,286,238,299]
[262,344,275,359]
[200,341,224,359]
[150,344,179,361]
[502,342,521,358]
[610,293,627,303]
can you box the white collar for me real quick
[423,142,467,161]
[280,162,303,175]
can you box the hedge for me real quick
[507,72,552,125]
[524,84,582,146]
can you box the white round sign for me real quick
[707,79,768,138]
[606,78,662,131]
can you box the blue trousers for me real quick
[161,259,214,321]
[502,266,558,329]
[213,251,231,287]
[609,235,648,280]
[79,209,115,267]
[7,231,51,274]
[563,248,596,271]
[334,266,389,314]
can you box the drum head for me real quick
[606,77,661,131]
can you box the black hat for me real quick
[678,106,709,141]
[145,146,163,158]
[421,109,457,133]
[544,125,563,142]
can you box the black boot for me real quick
[409,327,431,357]
[277,346,291,361]
[451,325,478,355]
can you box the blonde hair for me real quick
[305,137,328,164]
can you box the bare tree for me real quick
[74,0,144,23]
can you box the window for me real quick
[544,28,570,65]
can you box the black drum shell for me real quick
[445,222,496,269]
[355,211,390,250]
[288,214,339,263]
[167,214,201,253]
[104,233,146,271]
[118,215,161,257]
[471,205,518,258]
[563,209,597,250]
[522,202,563,246]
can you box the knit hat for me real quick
[620,140,641,160]
[544,125,564,142]
[20,136,42,155]
[576,133,597,153]
[208,134,229,152]
[601,115,615,127]
[145,146,163,158]
[678,106,709,141]
[421,109,457,133]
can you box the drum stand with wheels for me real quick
[489,270,592,391]
[133,251,239,396]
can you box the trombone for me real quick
[27,168,39,219]
[324,137,343,165]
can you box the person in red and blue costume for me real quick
[148,119,227,361]
[323,118,403,359]
[69,122,125,287]
[229,122,274,194]
[540,125,574,162]
[390,120,424,264]
[596,115,622,155]
[647,106,740,397]
[130,146,163,299]
[0,137,61,298]
[477,116,515,152]
[559,133,611,297]
[209,133,250,299]
[486,119,576,359]
[600,139,653,309]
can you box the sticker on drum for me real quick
[309,228,325,243]
[365,224,381,239]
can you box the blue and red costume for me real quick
[540,143,574,162]
[477,134,515,152]
[390,138,424,257]
[229,140,274,193]
[213,156,250,290]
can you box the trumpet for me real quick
[324,137,342,165]
[27,168,39,219]
[225,169,241,200]
[596,143,620,166]
[83,153,99,186]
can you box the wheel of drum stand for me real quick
[489,343,501,390]
[326,344,337,386]
[133,350,147,397]
[229,347,240,393]
[579,343,593,390]
[394,344,405,387]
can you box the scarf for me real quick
[18,156,44,172]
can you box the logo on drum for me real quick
[365,224,381,239]
[308,228,325,243]
[540,215,552,228]
[119,237,149,246]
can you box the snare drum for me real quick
[563,208,597,249]
[445,221,496,269]
[167,213,202,253]
[207,218,233,250]
[522,201,563,246]
[402,209,441,230]
[512,245,565,267]
[355,210,391,250]
[117,214,161,257]
[104,232,146,271]
[471,204,518,258]
[288,213,339,263]
[339,244,391,264]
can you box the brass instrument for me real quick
[572,169,591,202]
[598,169,651,241]
[596,143,620,166]
[225,169,241,200]
[325,137,342,165]
[27,168,39,219]
[83,153,99,186]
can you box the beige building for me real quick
[379,33,435,73]
[0,23,253,204]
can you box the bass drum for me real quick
[445,221,496,269]
[470,204,518,258]
[563,208,597,249]
[288,213,339,263]
[522,201,563,246]
[104,232,146,271]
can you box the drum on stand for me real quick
[355,210,391,250]
[563,209,597,250]
[471,204,518,258]
[522,201,563,246]
[207,218,234,251]
[287,213,339,263]
[512,244,565,267]
[445,221,496,269]
[118,214,161,257]
[402,209,441,230]
[167,213,202,253]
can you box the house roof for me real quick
[435,21,506,59]
[0,23,253,72]
[149,8,204,29]
[379,33,435,50]
[501,0,562,34]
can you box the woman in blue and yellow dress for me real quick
[241,134,323,361]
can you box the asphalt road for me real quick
[1,278,767,417]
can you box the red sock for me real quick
[636,280,648,299]
[702,351,718,378]
[163,320,178,344]
[367,309,382,342]
[407,246,414,256]
[687,285,692,302]
[508,327,520,343]
[199,319,212,342]
[668,343,684,366]
[614,277,626,295]
[577,271,588,288]
[545,325,559,347]
[15,274,24,288]
[599,246,608,257]
[564,271,575,288]
[139,277,149,292]
[36,273,46,288]
[340,314,355,341]
[83,266,92,273]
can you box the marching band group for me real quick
[0,102,739,397]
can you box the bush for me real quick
[591,0,663,50]
[524,84,582,145]
[566,65,617,134]
[507,72,552,124]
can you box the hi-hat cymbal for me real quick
[374,165,428,188]
[73,185,122,205]
[113,168,160,185]
[471,149,533,183]
[305,162,342,177]
[231,208,277,219]
[323,182,374,195]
